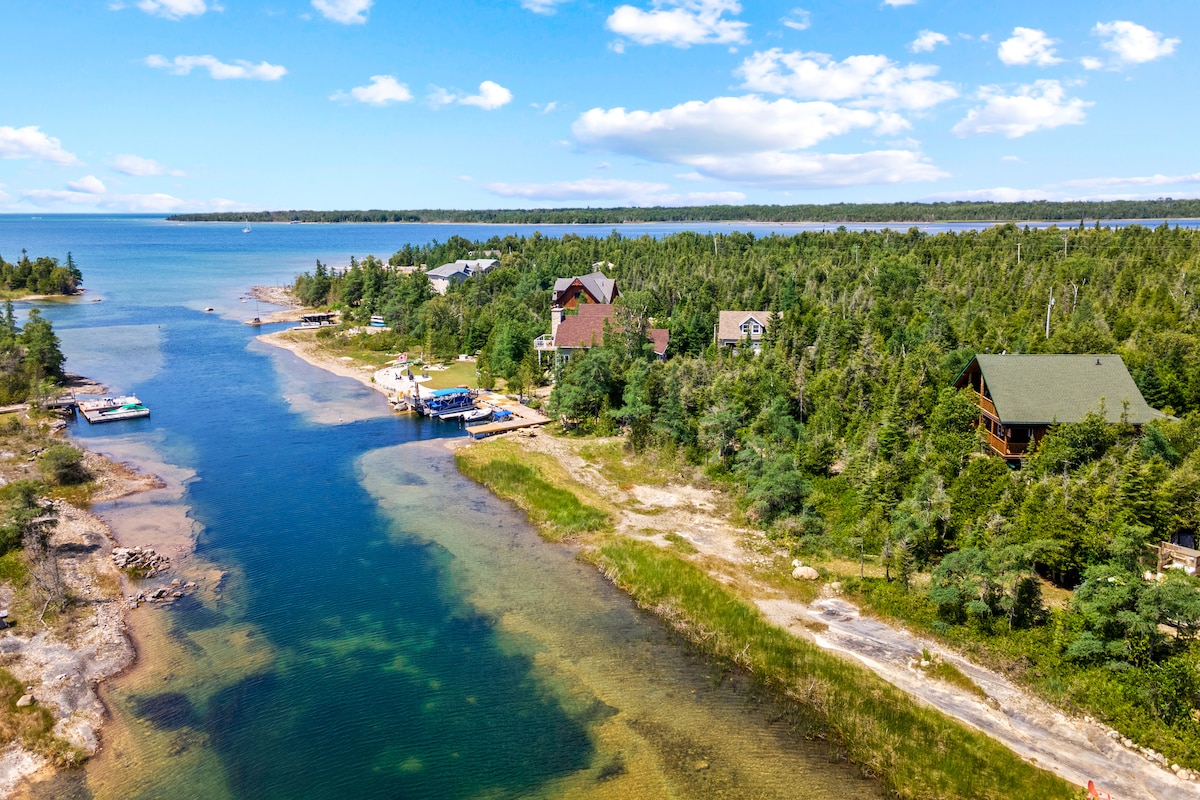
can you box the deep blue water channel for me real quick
[0,216,889,800]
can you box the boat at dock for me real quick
[461,407,493,423]
[77,395,151,423]
[295,312,338,330]
[419,387,476,418]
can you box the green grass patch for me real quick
[662,532,698,554]
[46,481,97,509]
[919,650,988,700]
[578,440,694,488]
[0,551,27,584]
[0,668,87,767]
[455,444,610,540]
[420,360,479,390]
[589,538,1078,800]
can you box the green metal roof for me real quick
[969,354,1164,425]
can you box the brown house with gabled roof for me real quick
[552,271,618,309]
[953,353,1166,463]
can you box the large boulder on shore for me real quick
[792,565,820,580]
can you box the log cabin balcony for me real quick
[975,391,997,418]
[985,429,1029,458]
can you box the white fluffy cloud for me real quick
[429,81,513,110]
[910,30,948,53]
[1080,56,1104,70]
[882,0,917,6]
[1094,20,1179,65]
[607,0,748,48]
[921,187,1052,202]
[112,154,184,177]
[0,126,80,166]
[19,182,249,213]
[573,95,945,188]
[145,54,287,80]
[488,178,670,200]
[331,75,413,106]
[952,80,1090,138]
[521,0,571,13]
[67,176,107,194]
[781,8,810,31]
[462,81,513,109]
[681,150,944,187]
[134,0,210,19]
[998,27,1062,66]
[575,95,882,157]
[312,0,372,25]
[487,178,745,206]
[737,49,957,111]
[1059,171,1200,189]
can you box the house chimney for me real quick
[551,306,564,340]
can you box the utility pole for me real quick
[1045,287,1056,339]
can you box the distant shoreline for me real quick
[164,199,1200,227]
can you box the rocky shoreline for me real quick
[0,441,164,797]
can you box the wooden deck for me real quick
[1159,542,1200,574]
[465,396,550,439]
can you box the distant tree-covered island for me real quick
[170,198,1200,226]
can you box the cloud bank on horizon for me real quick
[1,2,1194,212]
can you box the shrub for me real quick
[38,445,90,486]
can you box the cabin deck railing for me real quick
[986,431,1029,458]
[975,391,998,418]
[1159,542,1200,574]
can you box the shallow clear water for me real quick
[1,216,881,799]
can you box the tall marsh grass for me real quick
[457,439,1079,799]
[455,446,610,539]
[591,539,1079,800]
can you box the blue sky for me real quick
[1,1,1194,212]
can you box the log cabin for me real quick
[953,354,1166,465]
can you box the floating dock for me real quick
[77,395,150,424]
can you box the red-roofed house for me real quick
[539,304,669,362]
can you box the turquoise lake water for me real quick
[0,215,902,799]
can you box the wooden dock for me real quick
[465,397,549,439]
[77,395,150,424]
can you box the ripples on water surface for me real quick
[2,216,883,799]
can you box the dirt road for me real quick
[512,432,1199,800]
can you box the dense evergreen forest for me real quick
[0,251,82,297]
[0,251,74,404]
[173,198,1200,225]
[295,222,1200,765]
